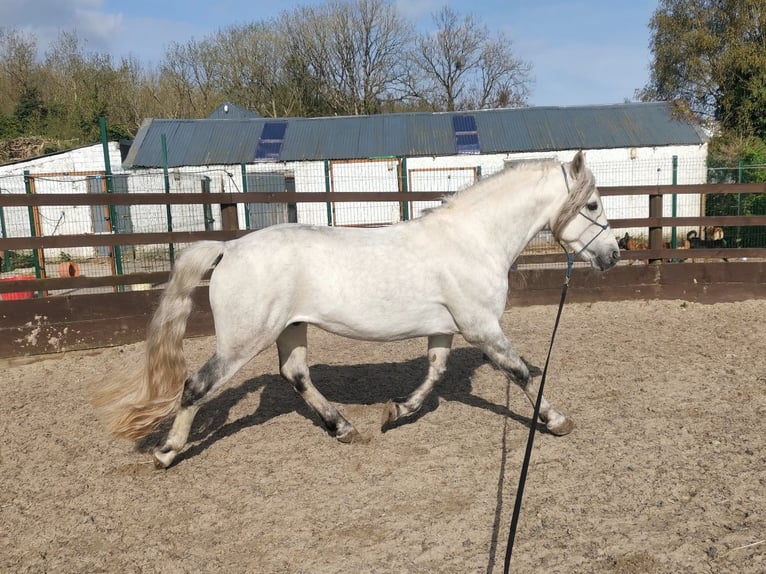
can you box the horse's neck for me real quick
[446,167,564,265]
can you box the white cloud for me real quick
[0,0,196,66]
[394,0,446,25]
[0,0,82,27]
[0,0,117,55]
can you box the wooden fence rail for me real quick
[1,182,765,358]
[2,184,766,290]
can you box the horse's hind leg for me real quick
[464,323,573,436]
[153,351,248,468]
[381,334,453,427]
[277,323,361,443]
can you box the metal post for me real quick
[324,160,333,226]
[23,170,44,295]
[737,160,743,244]
[201,176,214,231]
[100,117,124,288]
[241,163,251,229]
[161,134,175,265]
[0,193,9,272]
[671,156,678,248]
[400,157,409,221]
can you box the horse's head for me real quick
[551,151,620,271]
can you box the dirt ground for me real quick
[1,298,764,573]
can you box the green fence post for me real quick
[23,170,42,295]
[401,157,409,221]
[671,155,678,248]
[161,134,175,265]
[241,163,251,229]
[737,160,743,244]
[201,176,214,230]
[100,118,123,291]
[0,198,9,272]
[324,160,333,226]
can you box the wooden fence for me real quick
[1,184,765,358]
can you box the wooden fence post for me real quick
[649,192,663,264]
[220,203,239,230]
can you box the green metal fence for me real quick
[707,163,766,247]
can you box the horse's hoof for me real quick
[336,427,367,444]
[547,417,575,436]
[381,400,399,427]
[152,447,175,469]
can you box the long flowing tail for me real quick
[92,241,225,441]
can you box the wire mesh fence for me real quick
[707,164,766,247]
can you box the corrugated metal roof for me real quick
[207,102,261,119]
[123,102,705,169]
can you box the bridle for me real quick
[557,163,611,282]
[502,163,612,573]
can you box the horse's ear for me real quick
[571,150,585,176]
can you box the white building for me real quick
[0,142,125,260]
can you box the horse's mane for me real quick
[419,156,595,233]
[549,161,596,241]
[420,158,559,217]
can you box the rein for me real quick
[502,165,610,574]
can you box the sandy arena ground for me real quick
[1,299,764,573]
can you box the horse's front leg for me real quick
[381,334,453,427]
[464,324,574,436]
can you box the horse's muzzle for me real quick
[595,249,621,271]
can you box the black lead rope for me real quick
[502,168,611,572]
[503,165,613,572]
[502,256,572,574]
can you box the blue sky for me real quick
[1,0,658,107]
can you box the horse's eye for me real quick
[586,201,598,211]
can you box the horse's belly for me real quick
[294,304,458,342]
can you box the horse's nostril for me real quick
[612,250,621,261]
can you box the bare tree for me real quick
[0,28,39,115]
[107,55,153,135]
[469,35,531,109]
[40,32,104,138]
[0,2,535,151]
[408,7,531,111]
[210,22,305,117]
[281,0,413,115]
[280,5,337,114]
[38,33,132,138]
[159,38,220,118]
